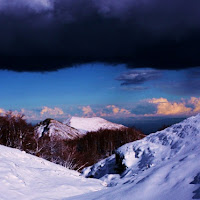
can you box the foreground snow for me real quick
[0,145,103,200]
[64,116,125,133]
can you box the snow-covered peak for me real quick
[63,117,126,133]
[35,118,81,140]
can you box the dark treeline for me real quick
[0,113,145,171]
[0,112,36,152]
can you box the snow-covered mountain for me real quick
[2,114,200,200]
[64,117,126,133]
[35,118,81,140]
[80,113,200,200]
[0,145,103,200]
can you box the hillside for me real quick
[0,145,103,200]
[80,113,200,200]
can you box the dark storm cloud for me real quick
[163,80,200,96]
[116,70,162,85]
[1,0,200,71]
[160,67,200,96]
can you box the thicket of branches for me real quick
[0,112,36,152]
[64,128,145,169]
[25,127,144,171]
[0,113,145,171]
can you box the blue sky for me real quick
[0,64,200,128]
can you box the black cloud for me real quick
[164,67,200,96]
[1,0,200,71]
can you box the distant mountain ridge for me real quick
[35,117,126,140]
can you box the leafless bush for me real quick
[0,112,35,151]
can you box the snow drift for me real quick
[0,145,103,200]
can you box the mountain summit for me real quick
[35,118,81,140]
[64,117,126,133]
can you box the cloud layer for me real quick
[148,97,200,116]
[1,0,200,71]
[40,106,64,116]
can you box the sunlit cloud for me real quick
[1,96,200,124]
[149,98,191,116]
[106,105,119,114]
[20,108,39,121]
[99,105,131,117]
[0,108,5,115]
[81,106,96,117]
[40,106,64,116]
[189,97,200,113]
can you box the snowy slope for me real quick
[35,118,81,140]
[64,117,126,134]
[79,113,200,200]
[0,145,104,200]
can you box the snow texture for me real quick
[64,116,126,134]
[0,145,103,200]
[80,113,200,200]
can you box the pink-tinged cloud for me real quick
[0,108,5,115]
[105,105,130,115]
[0,109,27,118]
[40,106,64,116]
[20,109,39,121]
[82,106,96,117]
[106,105,119,114]
[189,97,200,113]
[149,98,191,116]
